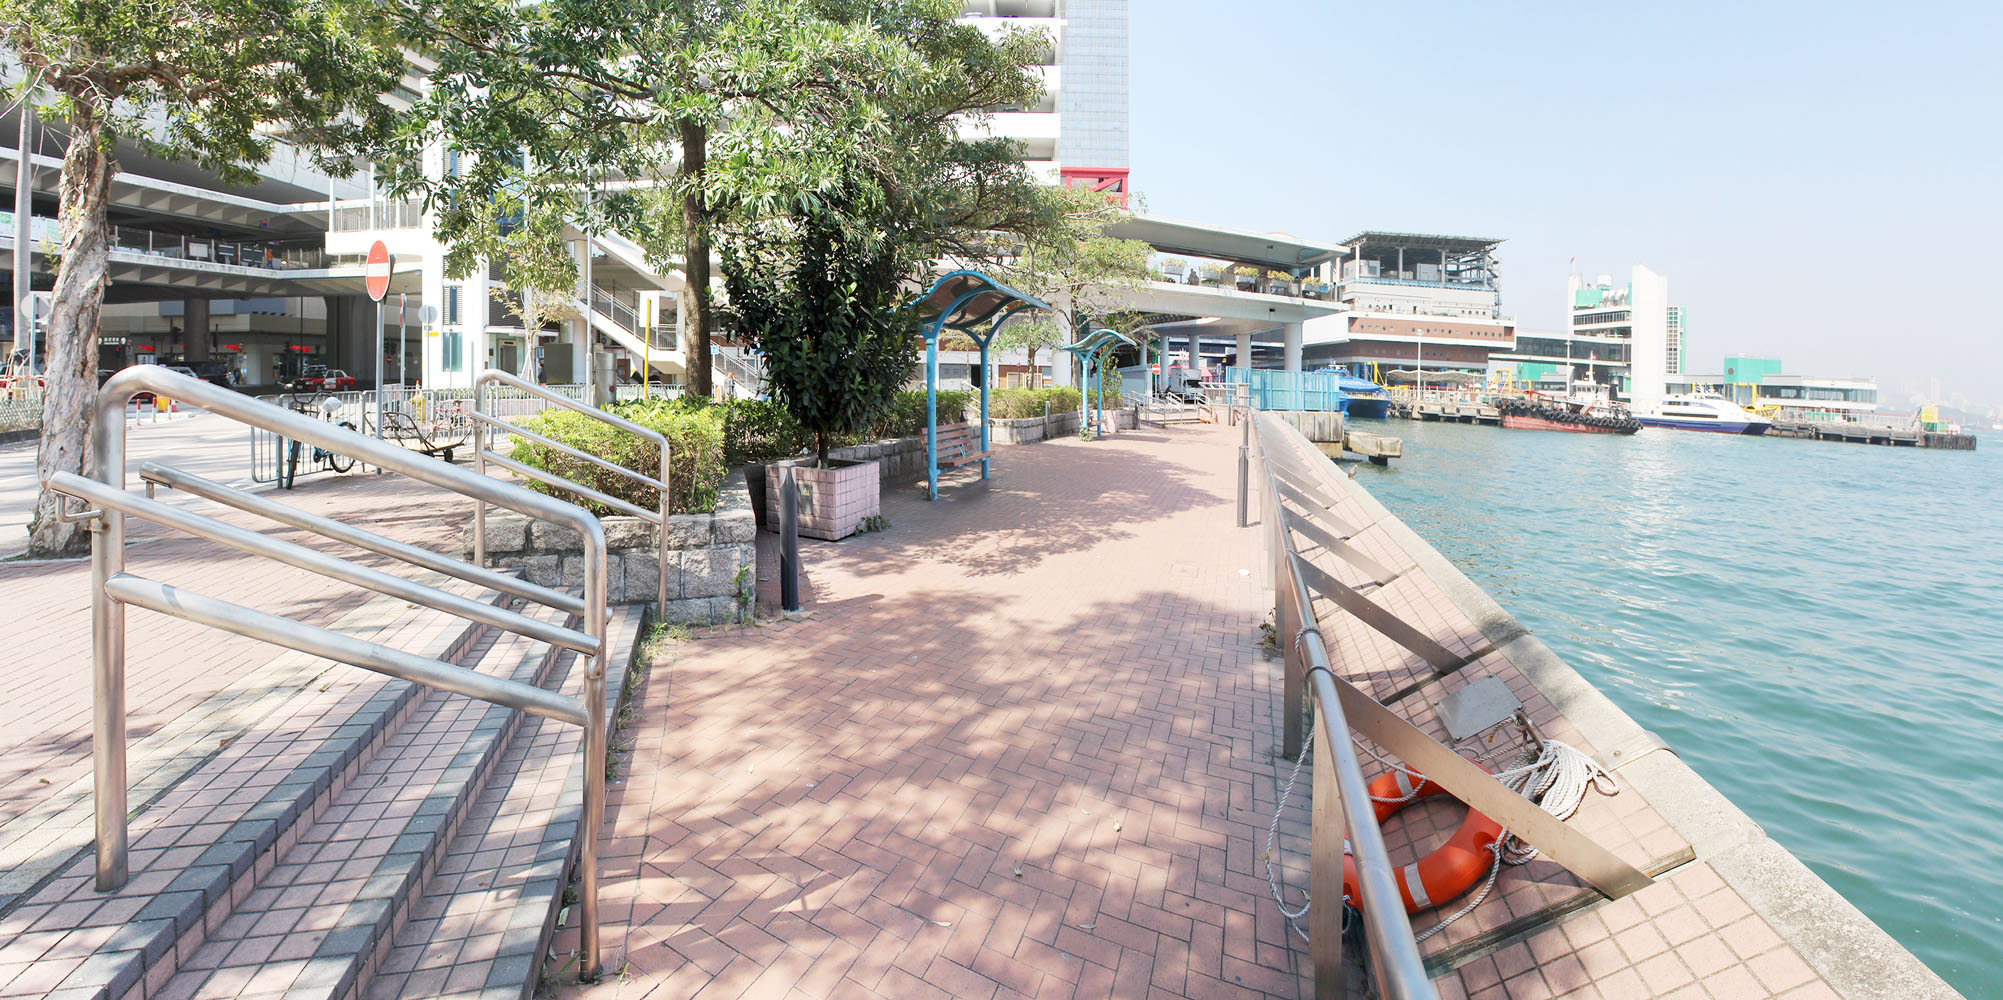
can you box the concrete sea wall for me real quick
[1326,464,1959,999]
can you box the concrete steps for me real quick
[151,604,574,1000]
[0,584,647,1000]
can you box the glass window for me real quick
[444,285,462,326]
[442,330,463,372]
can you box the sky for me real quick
[1129,1,2003,413]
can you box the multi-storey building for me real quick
[6,2,1132,393]
[1487,265,1683,405]
[958,0,1130,200]
[1298,232,1516,375]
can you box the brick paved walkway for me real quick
[561,425,1310,999]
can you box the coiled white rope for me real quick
[1413,738,1619,941]
[1264,719,1619,946]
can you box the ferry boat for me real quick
[1497,386,1640,435]
[1635,390,1772,435]
[1316,365,1392,418]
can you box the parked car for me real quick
[287,367,357,392]
[189,361,239,389]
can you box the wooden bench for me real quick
[934,421,991,470]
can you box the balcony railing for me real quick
[330,198,426,232]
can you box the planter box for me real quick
[764,458,880,541]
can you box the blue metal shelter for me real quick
[1057,328,1138,440]
[914,271,1052,500]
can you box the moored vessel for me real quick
[1316,365,1393,418]
[1497,388,1640,434]
[1635,390,1772,434]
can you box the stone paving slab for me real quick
[553,427,1310,1000]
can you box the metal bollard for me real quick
[779,465,801,612]
[1236,443,1249,528]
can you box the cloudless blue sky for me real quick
[1130,2,2003,412]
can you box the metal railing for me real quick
[1247,411,1652,996]
[41,365,611,980]
[1248,410,1436,1000]
[329,197,427,232]
[472,369,670,615]
[587,283,674,350]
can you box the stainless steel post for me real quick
[780,465,800,612]
[1237,443,1249,528]
[579,537,608,981]
[657,443,670,618]
[91,381,128,889]
[472,379,486,569]
[1309,698,1345,997]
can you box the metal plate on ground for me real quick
[1438,675,1522,743]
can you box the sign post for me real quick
[365,240,392,449]
[398,292,407,390]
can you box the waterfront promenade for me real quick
[0,420,1944,998]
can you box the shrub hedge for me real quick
[507,385,1039,515]
[508,400,728,516]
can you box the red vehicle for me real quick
[287,367,358,392]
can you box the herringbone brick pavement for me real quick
[563,425,1310,999]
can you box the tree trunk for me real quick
[1026,344,1037,386]
[815,431,828,470]
[27,115,115,558]
[678,119,712,400]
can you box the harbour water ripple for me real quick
[1353,419,2002,996]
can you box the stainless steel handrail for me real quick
[135,464,588,616]
[473,369,669,616]
[42,365,610,981]
[1251,410,1436,1000]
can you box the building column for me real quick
[183,299,210,363]
[1283,322,1303,372]
[1186,334,1200,372]
[1236,329,1252,368]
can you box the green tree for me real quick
[3,0,402,556]
[995,186,1154,385]
[380,0,1047,400]
[722,198,918,468]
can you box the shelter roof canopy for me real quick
[915,270,1051,334]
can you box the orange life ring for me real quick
[1342,769,1504,913]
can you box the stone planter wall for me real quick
[762,458,881,541]
[468,470,757,625]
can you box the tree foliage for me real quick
[3,0,404,556]
[993,186,1154,381]
[722,196,919,468]
[378,0,1052,397]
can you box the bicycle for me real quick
[278,393,358,487]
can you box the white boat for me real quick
[1635,391,1771,435]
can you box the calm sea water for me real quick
[1350,418,2002,996]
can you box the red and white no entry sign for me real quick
[364,240,392,302]
[1150,363,1161,373]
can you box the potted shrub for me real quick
[723,199,917,541]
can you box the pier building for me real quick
[1299,231,1518,377]
[1486,264,1686,404]
[1669,355,1881,421]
